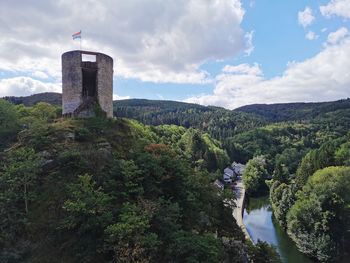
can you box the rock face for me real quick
[62,50,113,118]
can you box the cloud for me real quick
[244,31,255,56]
[0,0,249,85]
[305,31,319,40]
[32,71,49,79]
[327,27,349,44]
[320,0,350,19]
[185,30,350,109]
[113,94,130,101]
[0,77,60,97]
[222,63,262,75]
[298,7,315,27]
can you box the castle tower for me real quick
[62,50,113,118]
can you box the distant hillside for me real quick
[114,99,267,140]
[3,92,62,106]
[3,92,350,128]
[235,98,350,122]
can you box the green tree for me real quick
[270,181,296,228]
[247,240,281,263]
[30,102,58,122]
[0,147,41,260]
[167,231,221,263]
[2,147,41,214]
[272,160,289,183]
[335,142,350,166]
[0,99,19,149]
[243,156,269,195]
[104,202,158,262]
[287,166,350,262]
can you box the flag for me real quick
[72,30,81,40]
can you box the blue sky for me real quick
[0,0,350,109]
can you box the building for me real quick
[62,50,113,118]
[222,162,246,183]
[231,162,246,176]
[223,167,235,183]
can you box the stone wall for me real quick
[61,50,114,117]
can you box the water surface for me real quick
[243,196,313,263]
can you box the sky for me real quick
[0,0,349,109]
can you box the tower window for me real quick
[82,54,96,62]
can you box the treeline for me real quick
[269,137,350,262]
[235,98,350,122]
[3,92,62,107]
[0,99,280,263]
[236,116,350,261]
[233,105,350,261]
[114,99,267,141]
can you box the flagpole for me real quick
[80,30,82,50]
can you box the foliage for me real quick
[3,92,62,106]
[243,156,269,195]
[114,99,267,149]
[295,139,343,187]
[0,147,41,260]
[0,115,251,262]
[0,99,20,149]
[236,98,350,122]
[287,166,350,262]
[247,240,281,263]
[269,181,296,229]
[3,95,349,262]
[335,142,350,166]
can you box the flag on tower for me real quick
[72,30,81,40]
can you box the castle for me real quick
[61,50,113,117]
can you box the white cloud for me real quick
[298,7,315,27]
[327,27,349,44]
[185,32,350,109]
[32,71,49,79]
[305,31,319,40]
[244,31,255,55]
[113,94,130,101]
[0,0,249,86]
[320,0,350,19]
[222,63,262,75]
[0,77,60,97]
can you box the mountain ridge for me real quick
[3,92,349,115]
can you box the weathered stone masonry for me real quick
[62,50,113,118]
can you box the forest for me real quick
[0,99,280,262]
[1,94,350,262]
[115,97,350,262]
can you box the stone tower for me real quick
[62,50,113,118]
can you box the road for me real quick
[232,178,251,241]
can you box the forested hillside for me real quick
[3,92,62,106]
[115,99,267,140]
[235,99,350,122]
[2,93,350,262]
[0,99,280,263]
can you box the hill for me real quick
[3,92,62,106]
[4,92,350,124]
[235,98,350,122]
[114,99,267,140]
[2,100,282,262]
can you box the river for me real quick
[243,196,314,263]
